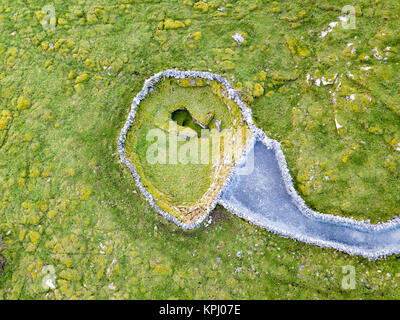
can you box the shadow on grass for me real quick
[0,237,5,276]
[210,205,232,225]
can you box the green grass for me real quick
[128,119,214,206]
[0,0,400,300]
[0,238,4,276]
[125,80,241,208]
[140,80,235,131]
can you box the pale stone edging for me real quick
[117,69,253,229]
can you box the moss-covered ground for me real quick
[125,79,249,220]
[0,0,399,299]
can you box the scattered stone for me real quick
[215,119,221,132]
[232,33,245,45]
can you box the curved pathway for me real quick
[119,69,400,259]
[219,139,400,259]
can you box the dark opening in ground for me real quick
[171,108,208,137]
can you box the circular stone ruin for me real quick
[118,70,254,227]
